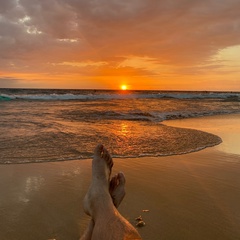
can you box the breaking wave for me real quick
[1,89,240,101]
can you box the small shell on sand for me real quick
[136,220,146,227]
[135,215,143,221]
[142,209,149,212]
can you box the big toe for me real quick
[118,172,126,186]
[94,144,104,157]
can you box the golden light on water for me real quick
[120,122,129,136]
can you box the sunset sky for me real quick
[1,0,240,90]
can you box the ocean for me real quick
[1,88,240,164]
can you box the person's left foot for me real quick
[109,172,126,208]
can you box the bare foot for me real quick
[109,172,126,208]
[83,144,113,216]
[80,171,126,240]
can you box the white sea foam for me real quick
[1,90,240,101]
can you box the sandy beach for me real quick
[1,114,240,240]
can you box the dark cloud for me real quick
[0,0,16,14]
[71,0,240,65]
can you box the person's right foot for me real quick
[83,144,113,216]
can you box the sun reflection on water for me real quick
[120,122,129,136]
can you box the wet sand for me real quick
[0,114,240,240]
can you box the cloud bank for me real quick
[0,0,240,89]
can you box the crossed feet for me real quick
[83,144,126,217]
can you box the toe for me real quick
[109,174,118,190]
[118,172,126,185]
[94,144,103,157]
[102,147,113,169]
[109,157,113,169]
[102,147,108,158]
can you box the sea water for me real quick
[0,89,240,164]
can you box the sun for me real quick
[121,85,127,90]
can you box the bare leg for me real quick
[79,219,94,240]
[83,144,141,240]
[80,172,126,240]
